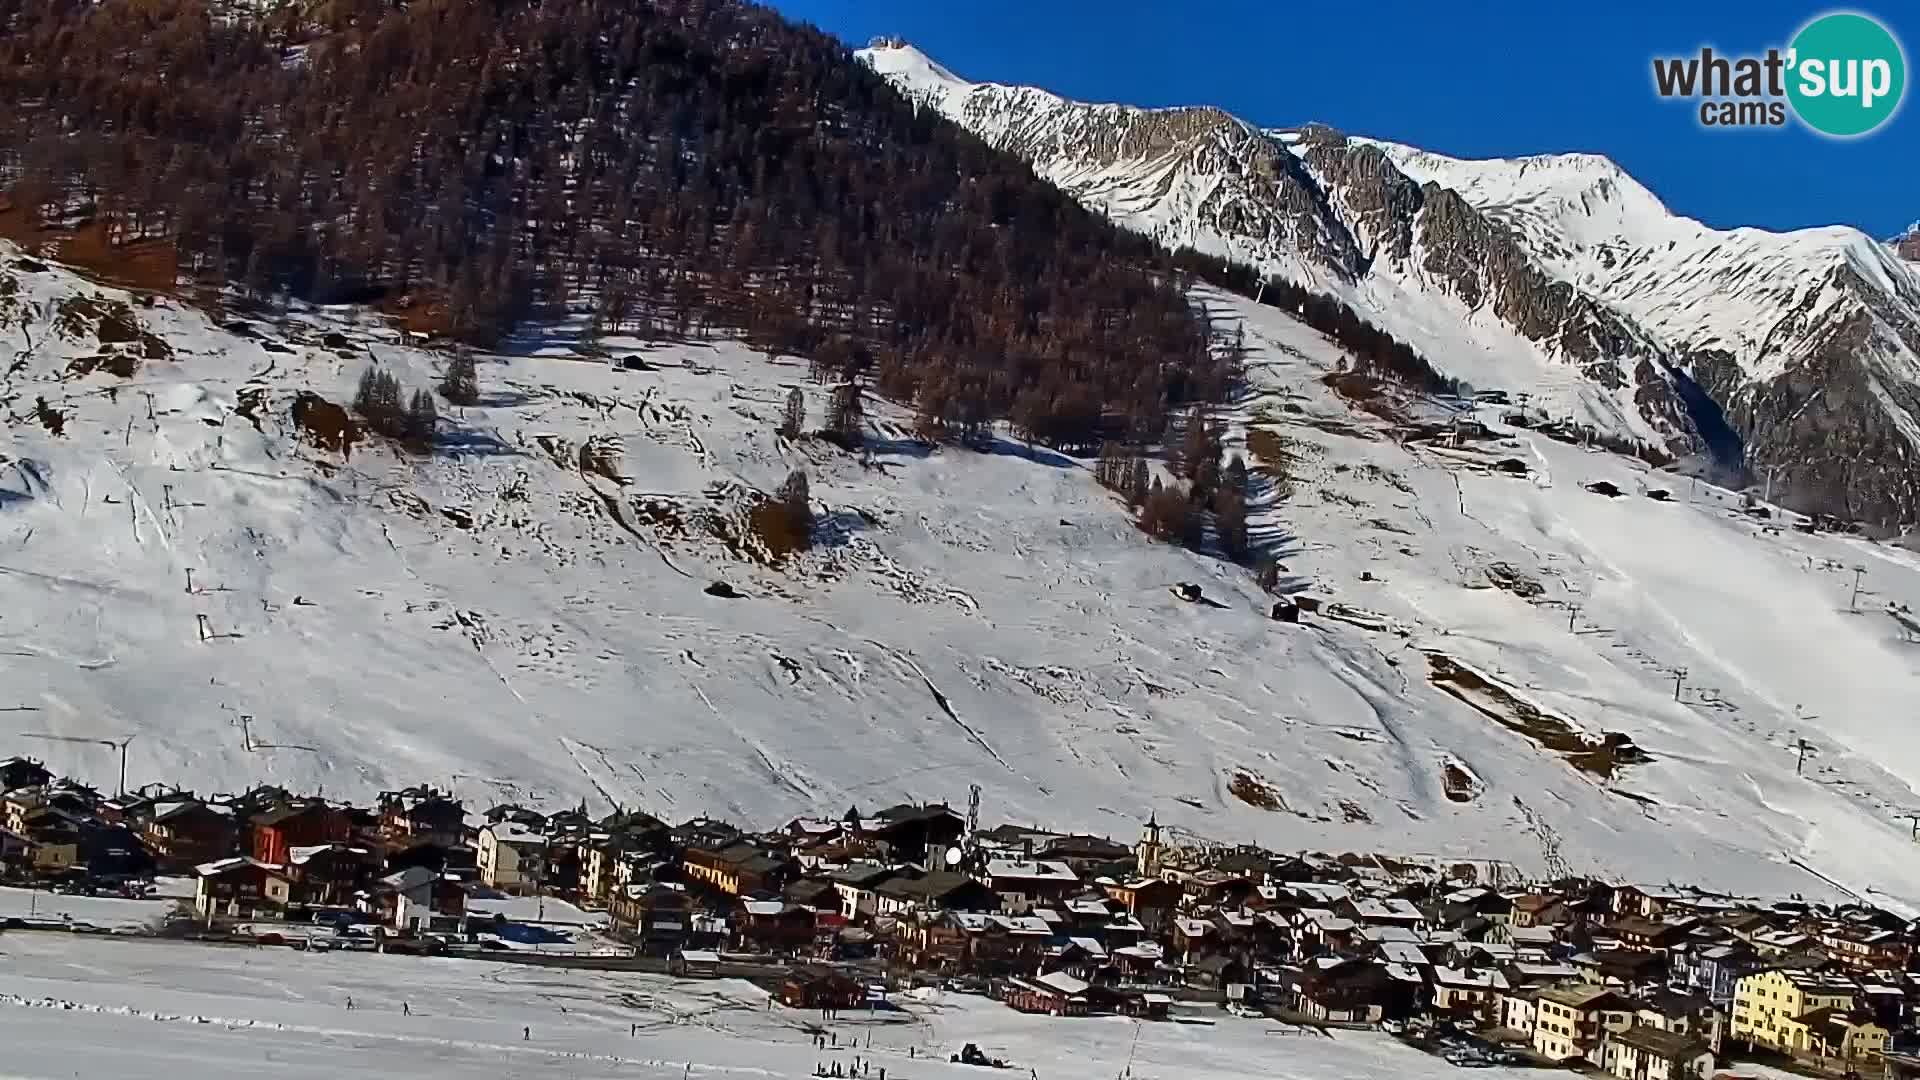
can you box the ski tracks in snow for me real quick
[863,637,1012,773]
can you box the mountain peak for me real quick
[859,37,971,92]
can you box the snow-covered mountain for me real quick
[8,243,1920,905]
[861,41,1920,530]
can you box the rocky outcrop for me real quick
[863,43,1920,526]
[1895,224,1920,262]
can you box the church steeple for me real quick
[1135,812,1163,878]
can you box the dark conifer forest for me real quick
[0,0,1235,448]
[0,0,1464,450]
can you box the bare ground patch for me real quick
[1425,651,1649,781]
[1229,770,1287,812]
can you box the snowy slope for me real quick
[6,244,1920,905]
[0,934,1531,1080]
[861,42,1920,527]
[1371,143,1920,387]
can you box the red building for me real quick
[251,802,350,866]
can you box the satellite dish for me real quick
[944,846,964,867]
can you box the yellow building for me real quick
[1731,968,1862,1056]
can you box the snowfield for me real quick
[0,934,1531,1080]
[4,244,1920,906]
[0,884,180,930]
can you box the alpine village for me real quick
[3,751,1919,1080]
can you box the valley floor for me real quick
[0,934,1527,1080]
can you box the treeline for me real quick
[0,0,1234,450]
[1174,250,1464,398]
[1094,406,1252,563]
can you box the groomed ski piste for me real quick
[0,933,1529,1080]
[4,242,1920,910]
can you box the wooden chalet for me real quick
[249,801,349,866]
[1005,971,1091,1017]
[779,968,866,1011]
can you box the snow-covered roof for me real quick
[1282,882,1350,904]
[1034,971,1089,996]
[484,821,544,845]
[193,856,276,878]
[289,843,368,865]
[1065,936,1108,958]
[995,915,1051,935]
[1352,897,1424,922]
[1435,966,1501,989]
[985,859,1077,883]
[1376,941,1430,966]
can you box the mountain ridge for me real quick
[862,40,1920,529]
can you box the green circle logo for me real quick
[1787,12,1906,136]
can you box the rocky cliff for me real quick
[863,41,1920,527]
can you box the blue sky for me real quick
[769,1,1917,238]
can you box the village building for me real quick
[141,798,236,871]
[779,968,865,1011]
[1669,942,1756,1006]
[1101,876,1182,932]
[1291,957,1411,1024]
[284,841,380,909]
[477,820,545,894]
[1634,989,1722,1053]
[1574,946,1666,987]
[1005,971,1091,1017]
[610,883,698,955]
[0,757,52,793]
[858,803,966,867]
[376,786,466,847]
[1599,1025,1714,1080]
[981,858,1079,914]
[1431,965,1502,1019]
[1730,967,1859,1056]
[365,865,468,931]
[1038,834,1132,875]
[682,842,794,898]
[871,871,996,917]
[1792,1008,1890,1066]
[1815,923,1909,972]
[249,801,349,866]
[193,856,291,921]
[1533,985,1640,1064]
[734,899,815,953]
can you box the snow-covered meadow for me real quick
[4,244,1920,905]
[0,934,1525,1080]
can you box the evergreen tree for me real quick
[1127,458,1150,510]
[779,387,805,438]
[1215,489,1250,562]
[1225,452,1248,496]
[825,381,864,447]
[1257,557,1281,594]
[777,468,813,548]
[354,366,378,417]
[1140,479,1190,543]
[404,389,438,448]
[440,349,480,407]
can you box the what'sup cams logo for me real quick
[1653,11,1906,136]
